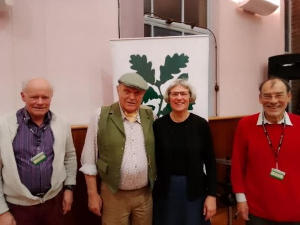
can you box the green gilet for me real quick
[96,102,156,193]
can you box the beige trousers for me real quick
[101,183,152,225]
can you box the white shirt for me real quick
[80,106,148,190]
[256,111,292,126]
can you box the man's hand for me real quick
[62,190,73,215]
[84,175,102,216]
[237,201,249,221]
[203,195,217,221]
[87,192,102,216]
[0,211,16,225]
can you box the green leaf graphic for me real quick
[188,103,195,110]
[129,53,193,117]
[160,104,172,116]
[143,86,160,103]
[147,105,155,110]
[130,55,155,84]
[178,73,188,80]
[159,53,189,85]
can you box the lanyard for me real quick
[262,114,286,169]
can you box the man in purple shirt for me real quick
[0,78,77,225]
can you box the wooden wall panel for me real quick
[208,116,241,210]
[68,116,242,225]
[67,126,100,225]
[291,1,300,115]
[291,1,300,52]
[209,116,241,159]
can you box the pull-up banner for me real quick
[111,35,209,119]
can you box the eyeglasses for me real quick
[261,93,287,101]
[169,91,190,98]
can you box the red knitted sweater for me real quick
[231,113,300,222]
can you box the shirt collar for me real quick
[256,111,292,126]
[17,108,52,126]
[118,104,141,124]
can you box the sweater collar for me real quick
[256,111,292,126]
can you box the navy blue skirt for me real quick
[153,175,211,225]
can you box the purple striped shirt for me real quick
[13,108,54,195]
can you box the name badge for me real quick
[270,168,285,180]
[31,152,47,165]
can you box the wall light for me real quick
[238,0,279,16]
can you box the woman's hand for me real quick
[203,195,217,221]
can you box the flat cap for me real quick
[118,72,148,90]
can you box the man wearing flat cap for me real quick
[80,72,156,225]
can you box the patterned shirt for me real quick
[119,109,148,190]
[80,105,148,190]
[13,108,54,195]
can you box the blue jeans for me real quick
[153,175,210,225]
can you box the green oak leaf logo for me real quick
[129,53,194,117]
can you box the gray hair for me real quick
[22,77,54,94]
[259,77,291,93]
[164,79,196,103]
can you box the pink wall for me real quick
[119,0,144,38]
[0,0,285,123]
[209,0,284,116]
[0,0,119,124]
[0,9,15,111]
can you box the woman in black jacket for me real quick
[153,79,217,225]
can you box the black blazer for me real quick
[153,113,217,200]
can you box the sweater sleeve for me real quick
[0,163,9,214]
[203,121,217,196]
[153,120,162,178]
[231,118,248,193]
[0,118,9,214]
[63,122,77,185]
[79,107,101,175]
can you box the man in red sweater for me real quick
[231,78,300,224]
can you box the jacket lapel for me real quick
[110,103,125,136]
[7,115,19,143]
[140,108,151,138]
